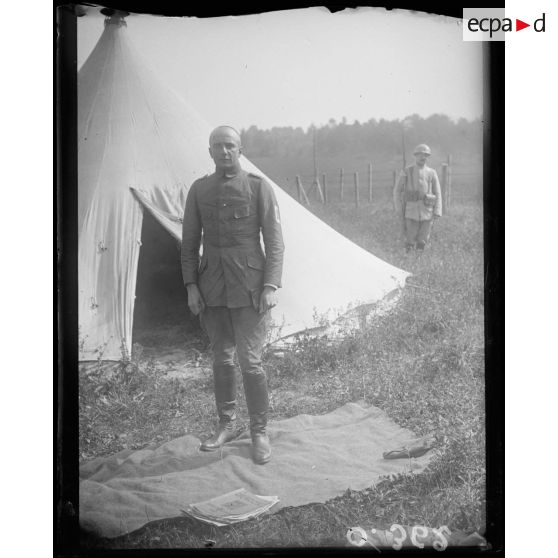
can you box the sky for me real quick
[77,7,483,130]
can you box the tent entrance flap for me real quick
[131,187,184,242]
[132,208,199,353]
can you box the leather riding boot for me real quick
[201,364,238,451]
[200,400,238,451]
[200,416,238,451]
[242,367,271,464]
[212,364,237,418]
[250,412,271,464]
[242,369,269,416]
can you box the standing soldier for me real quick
[181,126,284,464]
[394,144,442,253]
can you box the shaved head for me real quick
[208,125,243,171]
[209,125,241,146]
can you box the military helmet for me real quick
[413,144,432,156]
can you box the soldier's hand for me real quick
[259,286,277,314]
[186,284,205,316]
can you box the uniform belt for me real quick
[404,191,425,202]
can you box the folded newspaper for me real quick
[181,488,280,526]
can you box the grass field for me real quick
[79,195,485,549]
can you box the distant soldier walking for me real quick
[394,144,442,253]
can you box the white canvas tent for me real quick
[78,13,409,362]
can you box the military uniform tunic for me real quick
[181,168,284,308]
[394,164,442,221]
[393,163,442,249]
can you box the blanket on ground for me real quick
[80,402,433,538]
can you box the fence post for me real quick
[322,173,327,204]
[296,175,310,205]
[368,163,373,203]
[446,154,452,210]
[339,168,344,201]
[314,177,325,204]
[441,164,448,212]
[308,175,325,204]
[393,170,400,211]
[354,172,359,208]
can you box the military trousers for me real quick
[405,218,433,249]
[201,305,270,422]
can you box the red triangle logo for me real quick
[516,19,530,31]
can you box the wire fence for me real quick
[275,161,482,210]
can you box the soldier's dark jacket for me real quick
[181,168,284,308]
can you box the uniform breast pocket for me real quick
[231,204,258,233]
[233,205,251,219]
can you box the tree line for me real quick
[241,114,482,161]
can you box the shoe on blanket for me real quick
[200,421,238,452]
[382,435,435,460]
